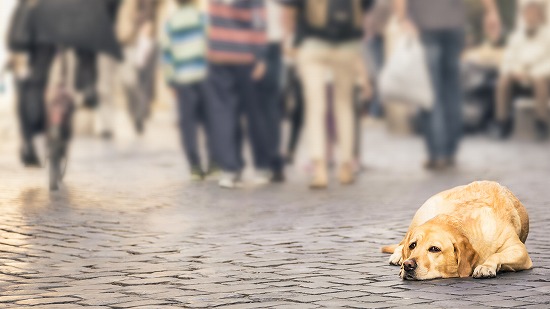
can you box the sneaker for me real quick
[204,163,221,180]
[252,170,271,186]
[535,120,549,141]
[190,165,204,181]
[218,171,241,189]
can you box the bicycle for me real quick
[46,48,74,191]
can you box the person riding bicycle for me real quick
[7,0,122,167]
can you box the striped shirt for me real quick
[208,0,267,64]
[160,5,207,84]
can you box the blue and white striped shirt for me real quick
[160,5,208,84]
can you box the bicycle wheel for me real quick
[49,151,60,191]
[48,128,68,191]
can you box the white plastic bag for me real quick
[379,34,434,110]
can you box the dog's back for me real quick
[424,181,529,242]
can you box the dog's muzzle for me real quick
[401,259,417,280]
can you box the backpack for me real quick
[305,0,368,42]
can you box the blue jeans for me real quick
[420,30,465,160]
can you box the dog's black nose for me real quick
[403,259,417,272]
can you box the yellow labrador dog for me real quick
[382,181,532,280]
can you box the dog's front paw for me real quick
[389,251,403,266]
[473,265,497,279]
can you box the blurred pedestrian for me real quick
[394,0,501,170]
[160,0,214,180]
[283,61,305,165]
[281,0,374,189]
[461,13,505,133]
[98,0,123,140]
[7,0,122,166]
[117,0,163,135]
[256,0,286,183]
[206,0,272,189]
[365,0,392,118]
[281,1,306,166]
[493,0,550,141]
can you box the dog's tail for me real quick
[381,244,398,254]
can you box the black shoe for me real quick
[21,143,41,167]
[100,131,113,140]
[83,89,99,109]
[489,120,513,140]
[535,120,549,141]
[134,120,144,135]
[271,168,286,183]
[445,157,456,168]
[285,154,294,165]
[424,159,447,171]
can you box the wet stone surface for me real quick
[0,115,549,308]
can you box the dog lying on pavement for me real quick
[382,181,532,280]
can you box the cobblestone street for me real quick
[0,109,549,308]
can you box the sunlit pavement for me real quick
[0,106,549,308]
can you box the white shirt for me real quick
[266,0,283,43]
[501,27,550,78]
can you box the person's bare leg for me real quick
[332,52,356,185]
[533,77,549,123]
[493,74,516,139]
[532,77,549,140]
[298,46,329,188]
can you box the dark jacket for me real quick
[281,0,374,44]
[8,0,122,58]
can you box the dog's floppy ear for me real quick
[453,235,480,278]
[400,231,413,261]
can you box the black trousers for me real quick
[205,63,272,172]
[257,43,284,172]
[17,45,98,143]
[285,65,305,160]
[17,45,55,142]
[173,82,213,168]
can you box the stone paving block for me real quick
[15,296,81,306]
[112,300,178,308]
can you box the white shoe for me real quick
[251,170,271,186]
[218,172,241,189]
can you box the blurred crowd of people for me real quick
[4,0,550,189]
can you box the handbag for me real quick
[7,0,40,52]
[379,34,434,110]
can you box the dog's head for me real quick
[400,219,479,280]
